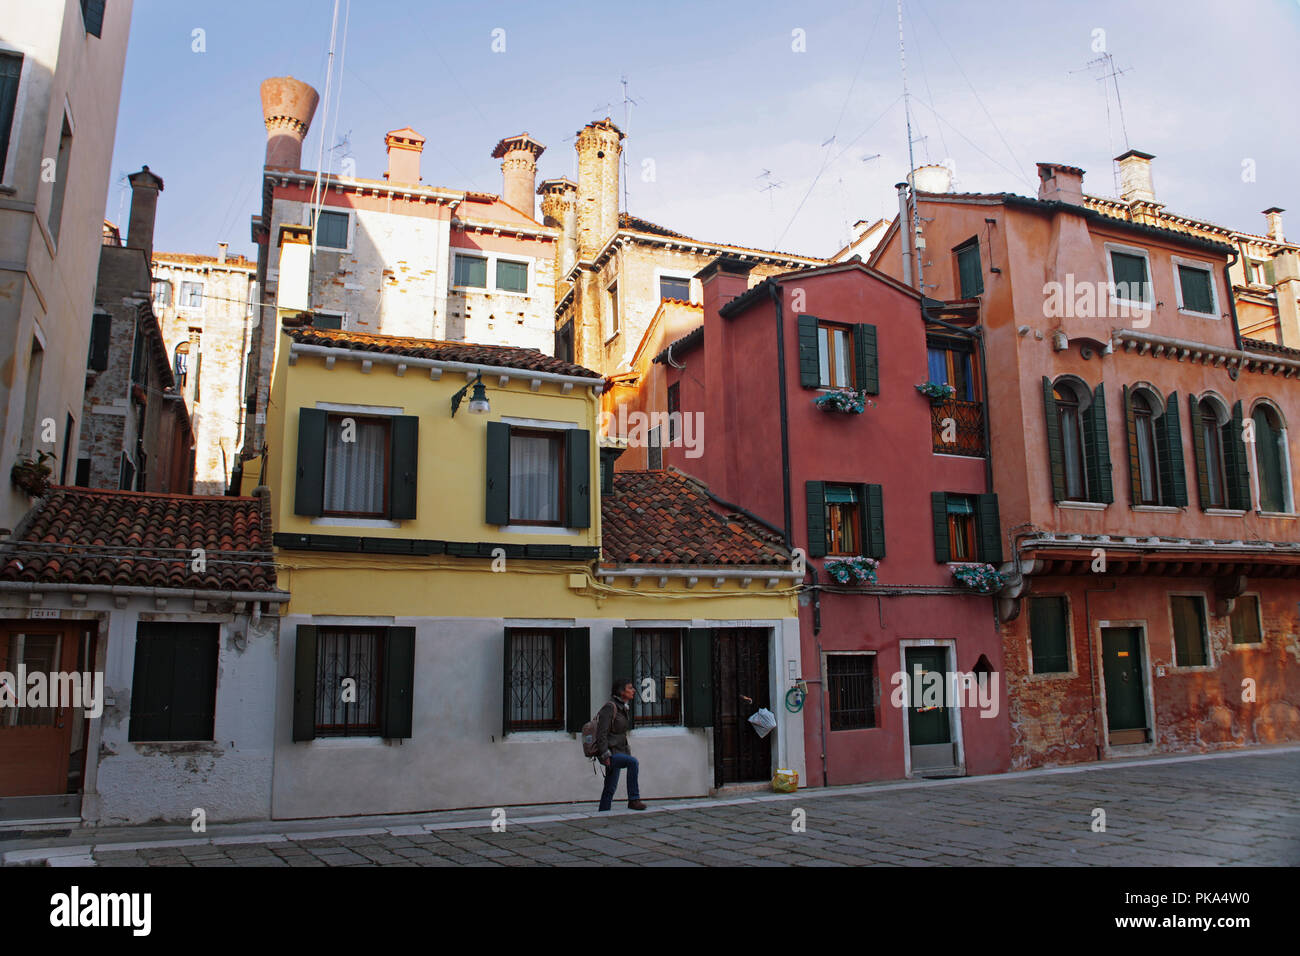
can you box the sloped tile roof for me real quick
[600,470,790,567]
[286,326,603,378]
[1244,337,1300,359]
[0,488,278,592]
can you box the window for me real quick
[495,259,529,294]
[1230,595,1262,645]
[2,631,62,727]
[806,482,884,559]
[47,115,72,245]
[798,315,879,394]
[119,453,134,491]
[180,281,204,309]
[555,320,574,363]
[660,276,690,302]
[647,425,662,470]
[1190,396,1249,511]
[192,351,201,403]
[1247,259,1274,287]
[87,313,111,371]
[1171,595,1209,667]
[1028,596,1071,674]
[1056,383,1088,499]
[1131,391,1160,504]
[311,311,344,331]
[826,654,877,730]
[1176,261,1215,315]
[1124,386,1187,508]
[824,484,861,556]
[80,0,106,37]
[633,629,682,726]
[152,279,172,308]
[128,623,219,741]
[0,53,21,178]
[454,254,487,288]
[20,337,43,454]
[60,413,73,484]
[607,282,619,337]
[312,209,349,250]
[1044,377,1113,504]
[1108,248,1151,306]
[504,629,566,730]
[667,383,680,443]
[485,423,590,530]
[173,342,189,388]
[954,239,983,298]
[926,337,977,401]
[294,408,419,521]
[930,491,1002,564]
[1252,405,1290,513]
[292,625,415,741]
[1200,400,1226,507]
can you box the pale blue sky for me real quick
[108,0,1300,261]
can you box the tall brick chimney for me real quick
[1036,162,1085,205]
[492,133,545,216]
[260,76,319,170]
[539,177,577,277]
[575,117,624,261]
[384,127,425,185]
[1263,207,1285,243]
[126,165,164,262]
[1116,149,1156,204]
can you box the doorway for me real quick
[712,627,771,787]
[905,646,957,771]
[1101,626,1149,745]
[0,621,82,798]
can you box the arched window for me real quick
[173,342,189,389]
[1055,383,1088,500]
[1044,376,1111,504]
[1253,403,1292,513]
[1191,395,1250,510]
[1199,397,1228,507]
[1123,385,1187,508]
[1131,391,1161,504]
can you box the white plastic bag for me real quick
[748,707,777,738]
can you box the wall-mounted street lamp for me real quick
[450,372,491,417]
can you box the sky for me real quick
[108,0,1300,263]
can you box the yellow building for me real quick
[258,225,803,817]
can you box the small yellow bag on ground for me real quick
[772,768,798,793]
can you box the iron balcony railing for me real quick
[931,398,987,457]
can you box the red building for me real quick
[621,256,1011,785]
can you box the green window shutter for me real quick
[1264,259,1276,286]
[1028,597,1070,673]
[1178,266,1214,314]
[1042,377,1066,501]
[611,627,635,731]
[853,323,879,395]
[565,628,591,732]
[683,627,714,728]
[1188,393,1211,510]
[797,314,820,388]
[501,629,513,737]
[864,483,885,559]
[380,626,416,739]
[294,408,327,516]
[1122,386,1140,504]
[83,0,106,37]
[88,313,112,371]
[805,481,827,558]
[565,428,591,529]
[1084,384,1113,504]
[171,627,218,741]
[957,243,984,297]
[388,415,419,520]
[1158,392,1188,507]
[1225,401,1252,510]
[128,627,166,741]
[292,625,318,742]
[1255,409,1286,513]
[485,421,510,525]
[976,493,1003,564]
[931,491,950,563]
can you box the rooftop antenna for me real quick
[618,76,638,213]
[897,0,923,290]
[1072,51,1133,194]
[757,170,784,210]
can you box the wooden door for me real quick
[906,647,957,770]
[0,621,80,797]
[1102,627,1148,744]
[712,628,771,786]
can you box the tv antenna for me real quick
[757,170,784,210]
[1072,51,1133,191]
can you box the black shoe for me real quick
[627,800,647,810]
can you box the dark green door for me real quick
[1101,627,1147,740]
[905,647,955,770]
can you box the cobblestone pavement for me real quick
[16,750,1300,867]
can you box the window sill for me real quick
[1226,641,1264,649]
[1131,505,1182,513]
[629,725,692,737]
[1177,309,1220,319]
[1027,670,1077,681]
[1109,298,1152,313]
[1167,663,1215,674]
[311,516,401,529]
[305,736,388,748]
[1057,500,1108,511]
[497,525,585,536]
[1256,511,1296,519]
[450,285,489,293]
[502,730,571,742]
[1204,508,1247,517]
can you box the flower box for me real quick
[950,562,1004,594]
[813,389,867,414]
[11,451,54,499]
[823,556,879,585]
[915,381,957,403]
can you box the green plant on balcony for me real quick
[916,381,957,403]
[813,388,867,414]
[950,562,1004,594]
[10,450,55,498]
[823,556,879,584]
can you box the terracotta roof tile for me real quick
[286,326,602,378]
[0,488,278,592]
[1244,337,1300,359]
[600,470,790,567]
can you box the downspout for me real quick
[1083,581,1118,760]
[768,280,793,548]
[1224,246,1243,353]
[897,183,914,289]
[807,564,828,788]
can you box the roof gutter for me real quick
[768,280,794,549]
[287,342,605,389]
[0,581,289,603]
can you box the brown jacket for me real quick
[595,696,631,759]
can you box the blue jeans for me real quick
[598,753,640,810]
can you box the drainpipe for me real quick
[1083,582,1118,760]
[897,183,914,289]
[767,280,793,548]
[1224,247,1244,353]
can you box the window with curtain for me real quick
[1133,391,1161,505]
[946,494,976,560]
[314,627,383,736]
[1253,405,1289,513]
[454,254,487,288]
[181,281,204,309]
[1199,399,1228,508]
[152,279,172,307]
[173,342,189,389]
[633,629,682,725]
[496,259,529,293]
[927,339,976,400]
[818,323,853,388]
[509,429,562,524]
[506,629,565,731]
[824,484,860,555]
[1055,384,1089,500]
[323,414,389,516]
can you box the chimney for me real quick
[384,127,425,185]
[1273,250,1300,348]
[538,177,578,277]
[1263,207,1285,243]
[695,256,753,315]
[1036,162,1085,206]
[260,76,319,170]
[492,133,546,216]
[217,241,228,264]
[909,163,952,194]
[126,165,164,262]
[574,117,624,261]
[1116,149,1156,204]
[275,224,312,315]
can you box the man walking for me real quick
[596,678,647,811]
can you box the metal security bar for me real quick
[633,629,682,725]
[315,628,383,736]
[931,399,986,456]
[826,654,876,730]
[508,629,565,731]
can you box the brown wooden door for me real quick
[0,621,81,797]
[713,628,771,786]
